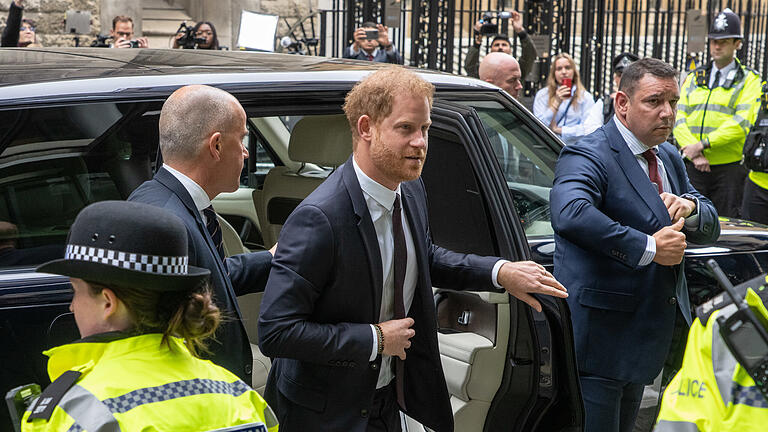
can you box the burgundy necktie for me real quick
[367,54,374,61]
[392,194,407,410]
[641,149,663,194]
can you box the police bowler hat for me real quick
[709,8,743,40]
[37,201,210,291]
[613,52,639,74]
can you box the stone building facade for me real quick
[0,0,316,49]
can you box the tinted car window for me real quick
[466,101,558,238]
[0,103,159,269]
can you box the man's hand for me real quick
[652,218,686,266]
[497,261,568,313]
[660,192,696,220]
[376,24,391,49]
[510,10,524,34]
[13,0,23,8]
[114,37,132,48]
[378,317,415,360]
[681,141,705,160]
[691,155,710,172]
[136,37,149,48]
[352,28,367,50]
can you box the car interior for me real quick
[0,98,572,431]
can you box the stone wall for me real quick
[0,0,100,47]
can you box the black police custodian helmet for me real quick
[37,201,210,291]
[709,8,743,40]
[613,52,640,74]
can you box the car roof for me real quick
[0,48,498,105]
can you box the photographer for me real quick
[465,10,536,79]
[342,21,402,64]
[173,21,221,50]
[1,0,39,47]
[110,15,148,48]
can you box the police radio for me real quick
[708,259,768,401]
[743,83,768,172]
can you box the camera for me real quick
[365,29,379,40]
[128,39,140,48]
[175,22,207,49]
[479,11,512,35]
[90,34,111,48]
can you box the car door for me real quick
[420,99,583,432]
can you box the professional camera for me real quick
[175,22,207,49]
[90,34,111,48]
[479,11,512,35]
[743,83,768,172]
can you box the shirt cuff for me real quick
[684,196,700,229]
[492,259,511,289]
[348,44,360,55]
[369,324,378,361]
[638,235,656,266]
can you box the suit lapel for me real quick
[401,183,429,306]
[606,121,671,226]
[155,168,231,280]
[341,158,384,321]
[656,144,681,195]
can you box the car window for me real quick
[0,103,159,269]
[461,100,558,239]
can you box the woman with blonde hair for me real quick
[533,53,597,144]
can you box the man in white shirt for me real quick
[129,85,273,384]
[258,66,568,432]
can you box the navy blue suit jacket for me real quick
[258,157,498,432]
[550,120,720,384]
[128,167,272,382]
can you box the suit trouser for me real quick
[741,177,768,224]
[685,160,746,218]
[367,382,402,432]
[580,374,645,432]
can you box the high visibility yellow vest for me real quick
[22,333,279,432]
[654,289,768,431]
[675,60,762,166]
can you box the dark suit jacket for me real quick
[258,157,498,432]
[343,46,403,64]
[550,119,720,384]
[128,167,272,382]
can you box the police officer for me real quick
[601,52,639,123]
[21,201,278,432]
[654,288,768,430]
[675,8,762,218]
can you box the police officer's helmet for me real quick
[708,8,743,40]
[613,52,639,75]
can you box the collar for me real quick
[613,115,657,155]
[712,59,736,77]
[162,164,211,212]
[352,156,400,211]
[43,333,184,382]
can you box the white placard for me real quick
[237,10,279,52]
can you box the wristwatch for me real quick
[680,193,699,217]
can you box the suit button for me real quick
[371,363,378,370]
[668,297,677,305]
[361,409,369,418]
[244,364,252,375]
[342,361,349,367]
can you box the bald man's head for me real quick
[479,52,523,99]
[159,85,243,163]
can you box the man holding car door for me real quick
[343,21,402,64]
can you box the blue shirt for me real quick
[533,86,597,145]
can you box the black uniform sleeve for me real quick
[1,1,23,48]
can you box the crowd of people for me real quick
[4,3,768,432]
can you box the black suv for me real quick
[1,48,767,432]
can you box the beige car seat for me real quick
[255,114,353,247]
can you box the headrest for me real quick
[288,114,353,166]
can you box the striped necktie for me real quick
[203,205,225,261]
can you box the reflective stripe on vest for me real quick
[654,419,701,431]
[712,305,738,407]
[60,378,253,431]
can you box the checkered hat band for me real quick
[64,245,189,275]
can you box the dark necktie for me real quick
[711,70,721,89]
[392,194,407,410]
[203,205,225,261]
[367,54,374,61]
[641,149,664,194]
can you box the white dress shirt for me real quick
[352,158,507,388]
[709,60,736,88]
[612,117,699,266]
[162,164,213,223]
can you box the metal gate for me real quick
[319,0,768,99]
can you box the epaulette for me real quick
[26,370,82,422]
[696,273,768,325]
